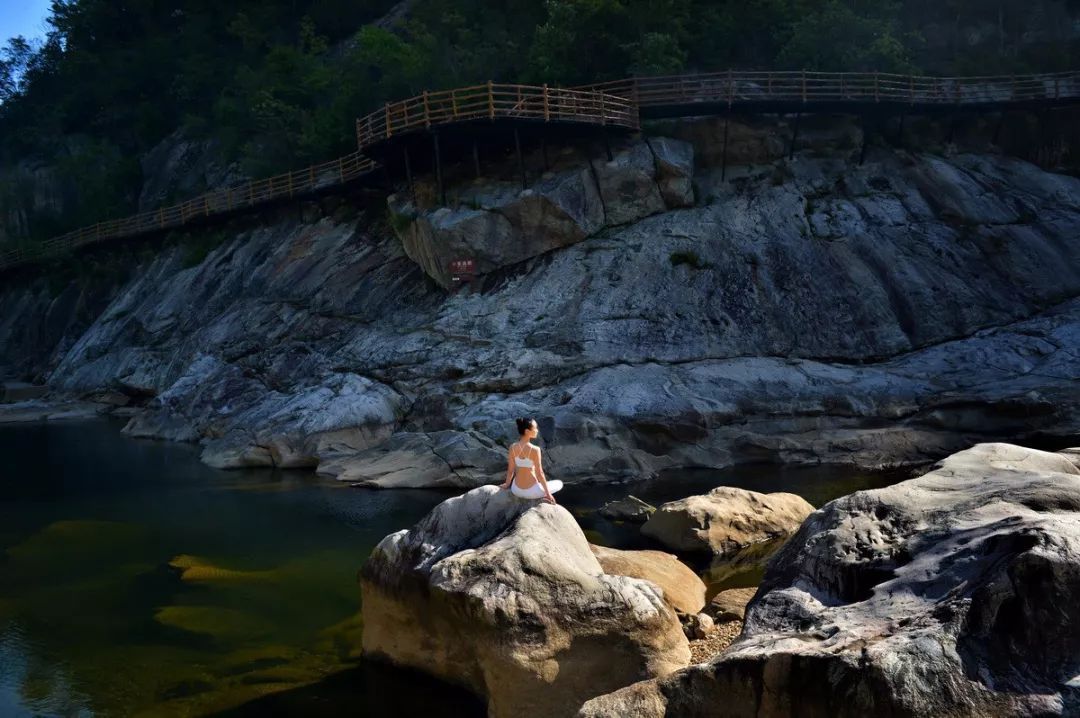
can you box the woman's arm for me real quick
[499,448,514,489]
[535,448,556,504]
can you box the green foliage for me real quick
[180,230,230,269]
[387,209,415,235]
[777,1,916,72]
[0,0,1077,251]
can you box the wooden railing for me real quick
[355,81,640,150]
[0,151,375,271]
[3,69,1080,274]
[576,70,1080,109]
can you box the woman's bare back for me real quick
[510,442,539,490]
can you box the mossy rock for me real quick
[154,605,276,642]
[169,554,278,583]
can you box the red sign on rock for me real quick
[449,258,476,284]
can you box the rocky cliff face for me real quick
[1,117,1078,483]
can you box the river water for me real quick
[0,420,904,717]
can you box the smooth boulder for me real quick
[580,443,1080,717]
[588,543,706,616]
[641,487,814,556]
[360,485,690,718]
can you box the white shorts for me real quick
[510,477,564,500]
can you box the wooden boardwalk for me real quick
[3,70,1078,273]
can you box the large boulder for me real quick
[588,543,706,616]
[317,429,504,487]
[389,137,694,289]
[579,443,1080,717]
[360,485,690,718]
[641,487,815,556]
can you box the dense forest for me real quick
[1,0,1078,244]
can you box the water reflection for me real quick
[0,420,904,716]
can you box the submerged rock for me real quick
[641,487,814,556]
[580,443,1080,717]
[360,485,689,718]
[598,495,657,523]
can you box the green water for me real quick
[0,420,905,716]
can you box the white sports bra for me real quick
[511,443,535,468]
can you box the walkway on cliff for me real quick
[3,70,1078,273]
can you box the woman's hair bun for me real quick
[515,417,535,436]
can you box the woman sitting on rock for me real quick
[499,417,562,504]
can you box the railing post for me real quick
[543,83,550,121]
[727,68,734,108]
[802,70,807,103]
[909,75,915,105]
[488,80,495,120]
[385,103,392,138]
[874,72,880,102]
[423,90,431,128]
[451,89,458,119]
[599,92,606,125]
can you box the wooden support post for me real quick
[859,113,870,165]
[385,103,392,138]
[543,83,550,121]
[514,128,526,191]
[403,145,415,205]
[789,112,801,160]
[801,70,807,104]
[721,111,730,181]
[472,140,481,179]
[423,90,431,128]
[993,111,1006,146]
[433,131,445,206]
[488,80,495,120]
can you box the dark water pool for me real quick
[0,420,905,716]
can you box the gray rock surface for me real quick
[389,137,693,288]
[1,127,1078,478]
[599,495,657,523]
[579,443,1080,717]
[360,485,689,718]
